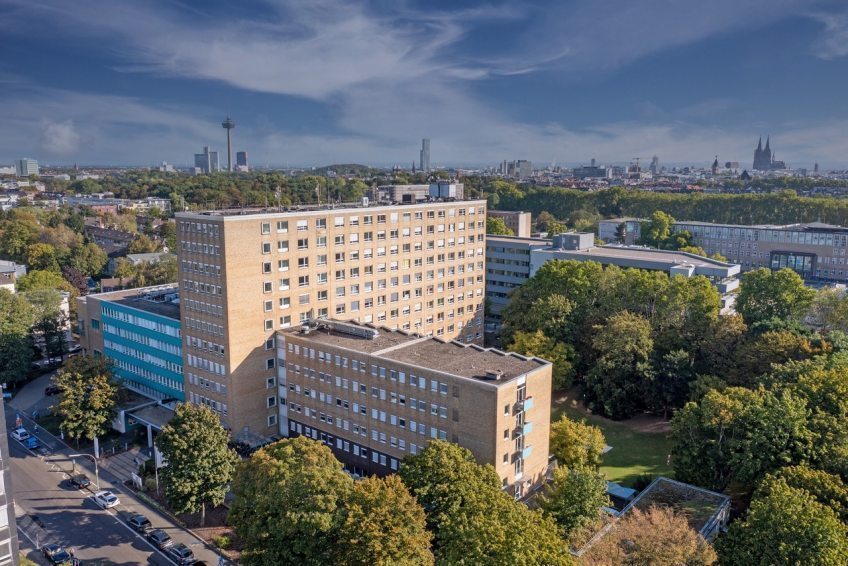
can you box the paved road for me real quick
[6,383,226,565]
[7,416,172,564]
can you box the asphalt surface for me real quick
[7,371,226,565]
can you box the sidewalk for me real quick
[10,374,232,565]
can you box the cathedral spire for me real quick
[757,137,762,151]
[765,136,770,151]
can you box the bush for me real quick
[214,534,231,550]
[143,477,158,493]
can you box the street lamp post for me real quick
[69,453,100,489]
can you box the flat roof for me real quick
[88,285,181,321]
[178,198,486,219]
[282,324,423,354]
[487,235,552,244]
[113,297,181,321]
[536,245,738,271]
[379,338,547,382]
[129,404,176,430]
[281,320,549,383]
[624,477,730,536]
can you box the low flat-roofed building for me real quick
[599,217,848,283]
[485,235,552,327]
[77,285,184,402]
[530,233,741,312]
[277,318,552,499]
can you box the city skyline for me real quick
[1,1,848,167]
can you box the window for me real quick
[264,319,274,331]
[297,238,309,250]
[299,275,309,287]
[261,222,271,234]
[263,281,272,293]
[278,240,289,252]
[298,257,309,268]
[262,242,271,254]
[316,218,327,229]
[297,220,308,231]
[268,414,277,427]
[266,358,275,370]
[278,259,289,271]
[263,300,273,312]
[277,220,288,232]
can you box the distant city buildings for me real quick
[752,136,787,171]
[419,139,431,173]
[236,151,249,172]
[15,158,38,177]
[159,161,176,173]
[193,146,220,174]
[499,160,532,180]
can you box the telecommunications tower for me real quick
[221,116,236,172]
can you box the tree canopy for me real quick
[157,403,239,526]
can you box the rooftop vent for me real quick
[319,319,379,340]
[483,369,504,381]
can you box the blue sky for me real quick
[1,0,848,168]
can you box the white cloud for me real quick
[1,1,845,167]
[39,120,81,155]
[812,11,848,59]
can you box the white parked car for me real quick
[93,490,120,508]
[10,428,30,442]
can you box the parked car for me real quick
[69,474,91,489]
[147,528,173,549]
[67,344,82,353]
[10,428,30,442]
[128,514,152,533]
[93,490,120,508]
[45,384,63,396]
[42,543,78,565]
[25,436,40,450]
[166,542,196,565]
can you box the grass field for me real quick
[551,390,675,487]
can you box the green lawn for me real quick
[551,391,674,487]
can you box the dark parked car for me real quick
[42,543,79,565]
[69,474,91,489]
[128,513,152,533]
[166,542,196,565]
[45,384,63,396]
[147,528,173,549]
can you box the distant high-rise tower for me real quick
[420,138,430,173]
[222,116,236,172]
[236,151,248,172]
[194,146,220,174]
[15,158,39,177]
[650,155,660,175]
[814,162,820,173]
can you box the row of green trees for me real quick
[0,287,71,385]
[501,259,834,420]
[486,181,848,224]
